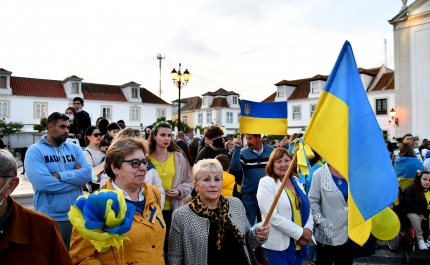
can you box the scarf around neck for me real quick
[189,195,244,250]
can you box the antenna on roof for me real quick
[155,53,165,98]
[383,39,387,67]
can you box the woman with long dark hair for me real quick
[403,170,430,250]
[148,121,193,261]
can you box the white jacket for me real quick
[100,168,165,209]
[257,176,314,251]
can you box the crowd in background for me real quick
[0,96,429,264]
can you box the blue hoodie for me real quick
[25,135,92,221]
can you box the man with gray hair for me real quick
[0,150,73,264]
[25,112,92,250]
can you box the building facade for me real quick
[172,88,241,131]
[263,65,397,138]
[0,68,172,148]
[389,0,430,139]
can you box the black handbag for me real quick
[246,239,269,265]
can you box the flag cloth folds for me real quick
[239,100,288,135]
[303,41,398,245]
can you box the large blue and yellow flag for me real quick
[239,100,288,135]
[303,41,398,245]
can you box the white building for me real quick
[172,88,241,131]
[263,65,397,138]
[389,0,430,139]
[0,68,172,149]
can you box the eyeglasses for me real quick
[47,112,69,124]
[92,133,103,137]
[123,159,149,168]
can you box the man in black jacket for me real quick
[73,97,91,148]
[175,131,191,164]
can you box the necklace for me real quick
[152,152,170,162]
[151,154,168,176]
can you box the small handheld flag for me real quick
[239,100,288,135]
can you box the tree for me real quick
[0,118,24,135]
[33,117,47,133]
[152,117,190,134]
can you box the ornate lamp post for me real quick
[170,63,190,131]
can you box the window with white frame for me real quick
[311,81,320,93]
[310,104,316,117]
[0,101,9,117]
[183,115,187,124]
[130,107,140,121]
[292,106,301,120]
[198,113,203,124]
[101,105,112,120]
[206,112,212,123]
[233,96,238,105]
[375,99,387,115]
[132,87,139,98]
[277,87,284,97]
[203,97,207,105]
[34,102,48,118]
[156,108,166,119]
[0,76,6,88]
[71,83,79,94]
[227,112,233,123]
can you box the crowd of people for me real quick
[0,97,429,264]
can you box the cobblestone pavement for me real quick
[303,240,430,265]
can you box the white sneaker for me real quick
[425,239,430,248]
[418,240,428,250]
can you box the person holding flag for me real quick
[301,40,398,250]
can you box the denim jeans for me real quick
[241,194,261,226]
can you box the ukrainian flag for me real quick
[304,41,398,245]
[239,100,288,135]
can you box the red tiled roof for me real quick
[262,92,276,102]
[358,67,379,76]
[274,80,300,86]
[309,74,328,81]
[372,72,394,91]
[181,96,202,111]
[81,83,127,102]
[11,77,66,98]
[140,87,170,105]
[210,97,229,108]
[202,88,239,96]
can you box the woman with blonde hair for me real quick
[148,121,193,262]
[168,159,269,264]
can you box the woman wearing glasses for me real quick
[69,137,166,265]
[257,148,313,265]
[148,121,193,262]
[84,126,105,192]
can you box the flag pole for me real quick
[262,154,297,227]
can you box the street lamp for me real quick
[171,63,190,131]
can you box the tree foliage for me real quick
[33,117,47,133]
[0,118,24,135]
[152,117,190,134]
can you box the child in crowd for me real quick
[100,122,120,151]
[214,154,236,197]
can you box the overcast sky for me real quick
[1,0,403,103]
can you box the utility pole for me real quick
[155,53,165,98]
[384,39,387,67]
